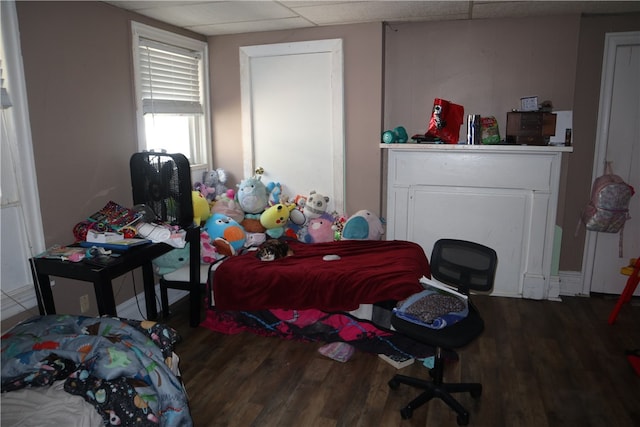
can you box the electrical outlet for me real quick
[80,294,90,313]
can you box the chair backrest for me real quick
[130,152,193,229]
[430,239,498,294]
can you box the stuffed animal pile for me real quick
[154,167,388,273]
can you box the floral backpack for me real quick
[578,162,635,256]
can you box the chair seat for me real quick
[163,263,211,284]
[391,304,484,349]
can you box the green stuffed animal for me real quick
[152,245,190,275]
[236,175,269,214]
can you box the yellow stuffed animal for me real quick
[192,191,211,225]
[260,203,296,238]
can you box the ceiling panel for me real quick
[103,1,640,36]
[189,16,314,36]
[129,1,298,27]
[287,1,471,25]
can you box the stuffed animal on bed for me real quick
[306,213,336,243]
[341,209,385,240]
[260,203,296,238]
[211,192,245,224]
[192,191,211,225]
[200,230,218,263]
[303,190,330,221]
[194,181,216,203]
[236,175,269,214]
[202,168,229,201]
[266,181,284,206]
[203,213,246,256]
[240,215,267,248]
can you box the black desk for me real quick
[30,243,172,319]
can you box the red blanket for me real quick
[212,239,429,311]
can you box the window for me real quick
[132,22,211,170]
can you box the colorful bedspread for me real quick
[202,307,455,361]
[1,315,192,427]
[212,239,430,311]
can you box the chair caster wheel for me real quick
[400,407,413,419]
[456,414,469,426]
[388,379,400,390]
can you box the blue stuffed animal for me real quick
[236,176,269,214]
[341,209,385,240]
[203,213,246,256]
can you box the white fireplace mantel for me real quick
[382,143,572,300]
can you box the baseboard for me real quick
[116,286,188,321]
[559,270,588,297]
[1,285,39,321]
[548,275,562,301]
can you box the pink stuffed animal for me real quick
[307,213,335,243]
[200,231,218,263]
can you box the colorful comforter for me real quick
[202,307,455,361]
[1,315,191,427]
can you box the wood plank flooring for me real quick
[165,294,640,426]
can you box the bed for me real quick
[204,239,445,359]
[1,315,192,427]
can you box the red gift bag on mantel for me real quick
[425,98,464,144]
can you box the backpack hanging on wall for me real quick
[577,161,635,256]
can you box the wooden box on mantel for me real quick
[506,111,557,145]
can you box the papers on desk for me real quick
[86,230,124,244]
[36,245,86,262]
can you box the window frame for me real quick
[131,22,211,172]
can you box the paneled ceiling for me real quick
[104,1,640,36]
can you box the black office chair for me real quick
[130,152,202,327]
[388,238,498,426]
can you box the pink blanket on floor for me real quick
[212,239,429,311]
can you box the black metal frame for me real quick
[130,152,202,327]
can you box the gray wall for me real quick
[3,1,205,330]
[563,13,640,270]
[384,16,580,144]
[208,23,384,216]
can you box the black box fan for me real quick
[130,152,193,229]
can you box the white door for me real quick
[1,1,46,321]
[239,39,345,213]
[584,32,640,295]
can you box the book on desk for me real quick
[79,238,151,251]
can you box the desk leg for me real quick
[29,259,56,315]
[93,278,117,316]
[142,262,158,320]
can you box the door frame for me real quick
[581,31,640,295]
[239,39,345,213]
[0,0,46,320]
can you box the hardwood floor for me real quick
[165,294,640,426]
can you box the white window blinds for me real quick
[139,38,203,115]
